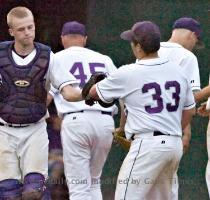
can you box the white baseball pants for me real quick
[115,134,183,200]
[61,110,114,200]
[206,121,210,197]
[0,121,49,181]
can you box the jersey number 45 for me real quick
[70,62,105,87]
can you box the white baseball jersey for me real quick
[158,42,200,92]
[96,58,195,139]
[49,46,118,115]
[52,46,117,200]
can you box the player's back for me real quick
[52,46,117,114]
[158,42,195,64]
[55,46,116,86]
[158,41,200,91]
[118,58,194,138]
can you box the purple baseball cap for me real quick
[120,21,161,42]
[173,17,204,48]
[61,21,86,36]
[120,21,161,53]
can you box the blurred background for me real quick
[0,0,209,199]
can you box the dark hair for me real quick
[133,33,160,54]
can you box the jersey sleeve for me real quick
[49,84,59,97]
[104,56,117,75]
[183,81,196,110]
[96,66,128,103]
[48,52,79,91]
[180,54,201,92]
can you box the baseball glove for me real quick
[113,130,131,151]
[82,72,115,107]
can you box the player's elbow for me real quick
[61,85,82,102]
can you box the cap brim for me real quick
[195,40,205,50]
[120,30,134,41]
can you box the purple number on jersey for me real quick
[70,62,87,87]
[165,81,180,112]
[142,82,163,114]
[89,63,105,74]
[70,62,105,87]
[142,81,180,114]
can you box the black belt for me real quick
[153,131,170,136]
[0,122,30,128]
[131,131,169,141]
[65,110,112,116]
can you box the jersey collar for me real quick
[160,42,183,48]
[135,57,169,66]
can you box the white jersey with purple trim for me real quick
[158,42,201,92]
[96,58,195,139]
[49,46,118,115]
[47,51,79,91]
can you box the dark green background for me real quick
[86,1,210,200]
[0,1,210,199]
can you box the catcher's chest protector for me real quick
[0,41,50,124]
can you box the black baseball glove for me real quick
[82,72,115,107]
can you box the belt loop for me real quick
[0,122,30,128]
[130,134,135,141]
[101,111,112,116]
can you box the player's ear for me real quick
[136,43,142,52]
[83,36,87,46]
[61,35,65,47]
[8,28,14,37]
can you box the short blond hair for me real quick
[7,6,34,28]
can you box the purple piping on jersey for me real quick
[124,139,143,200]
[184,102,195,108]
[96,84,114,104]
[136,60,169,66]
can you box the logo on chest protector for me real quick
[14,80,30,87]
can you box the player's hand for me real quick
[197,102,210,117]
[112,128,131,150]
[113,127,124,144]
[182,135,190,154]
[114,127,125,136]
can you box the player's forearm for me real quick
[182,124,191,139]
[194,85,210,103]
[119,99,127,130]
[46,93,53,106]
[61,85,83,102]
[181,108,195,130]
